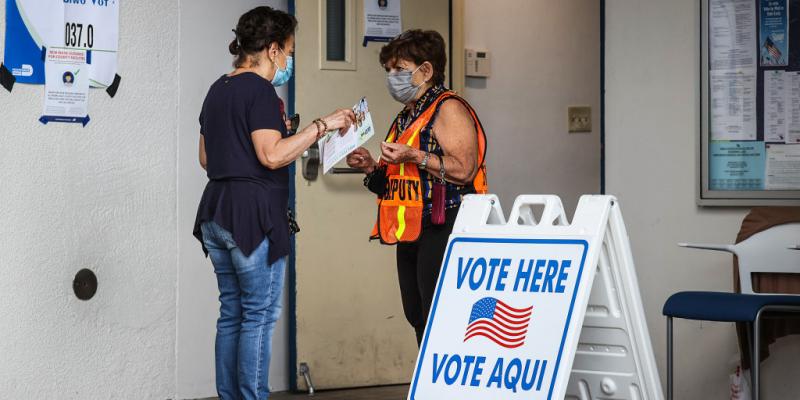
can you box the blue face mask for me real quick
[271,49,293,86]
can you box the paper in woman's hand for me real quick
[320,97,375,174]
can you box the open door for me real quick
[292,0,452,391]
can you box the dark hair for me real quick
[379,29,447,86]
[229,6,297,68]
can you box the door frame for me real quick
[286,0,607,390]
[285,0,456,391]
[450,0,464,93]
[287,0,298,391]
[600,0,606,194]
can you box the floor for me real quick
[199,385,410,400]
[271,385,409,400]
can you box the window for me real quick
[320,0,356,70]
[326,0,346,61]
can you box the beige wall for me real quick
[462,0,601,215]
[606,0,800,398]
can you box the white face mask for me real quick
[386,65,424,104]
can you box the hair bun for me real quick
[228,38,240,55]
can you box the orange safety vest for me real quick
[371,91,488,244]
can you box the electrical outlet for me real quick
[568,106,592,133]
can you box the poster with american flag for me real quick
[759,0,788,66]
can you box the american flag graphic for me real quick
[765,37,782,61]
[464,297,532,349]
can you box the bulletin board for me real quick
[701,0,800,205]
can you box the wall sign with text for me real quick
[3,0,119,88]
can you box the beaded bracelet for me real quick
[312,118,327,139]
[418,151,431,170]
[438,154,447,184]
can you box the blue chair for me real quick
[662,223,800,400]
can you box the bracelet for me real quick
[438,154,446,183]
[311,119,323,139]
[418,151,431,170]
[312,118,327,139]
[314,118,329,134]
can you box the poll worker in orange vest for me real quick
[346,29,488,345]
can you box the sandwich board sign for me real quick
[408,195,663,400]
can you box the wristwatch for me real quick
[418,151,431,169]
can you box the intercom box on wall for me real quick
[465,48,491,78]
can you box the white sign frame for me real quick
[408,194,663,400]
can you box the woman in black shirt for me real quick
[193,7,354,400]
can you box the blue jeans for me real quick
[201,222,287,400]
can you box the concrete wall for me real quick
[606,0,800,398]
[0,1,179,398]
[462,0,601,214]
[0,1,291,398]
[177,1,290,398]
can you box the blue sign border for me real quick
[408,237,589,400]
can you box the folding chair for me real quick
[662,222,800,400]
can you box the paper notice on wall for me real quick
[64,0,120,88]
[40,48,90,126]
[709,141,766,190]
[765,144,800,189]
[711,69,757,140]
[364,0,402,44]
[786,72,800,143]
[759,0,789,67]
[710,0,757,70]
[764,70,787,142]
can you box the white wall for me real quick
[0,1,292,398]
[462,0,601,214]
[0,1,179,399]
[606,1,800,398]
[177,1,290,398]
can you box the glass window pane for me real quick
[326,0,346,61]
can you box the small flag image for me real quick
[764,36,783,64]
[464,297,532,349]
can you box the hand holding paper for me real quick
[320,108,357,136]
[320,97,375,173]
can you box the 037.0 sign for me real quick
[65,22,94,49]
[63,0,119,88]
